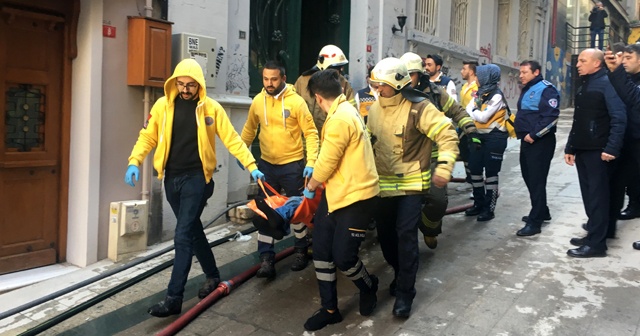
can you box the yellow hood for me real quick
[164,58,207,102]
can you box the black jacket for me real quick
[588,8,608,29]
[607,66,640,140]
[565,68,626,156]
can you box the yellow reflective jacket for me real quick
[368,94,459,198]
[313,94,379,212]
[241,84,319,167]
[128,59,257,182]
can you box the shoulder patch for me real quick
[143,113,152,129]
[542,80,554,87]
[548,98,558,108]
[205,116,214,126]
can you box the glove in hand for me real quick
[251,169,265,182]
[303,166,314,178]
[124,165,139,187]
[303,188,316,199]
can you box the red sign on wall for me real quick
[103,25,116,38]
[366,45,372,52]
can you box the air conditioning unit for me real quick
[108,200,149,262]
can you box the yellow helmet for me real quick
[370,57,411,90]
[400,52,425,74]
[316,45,349,70]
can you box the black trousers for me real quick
[609,139,640,235]
[520,134,555,227]
[575,150,613,250]
[312,194,376,310]
[622,139,640,209]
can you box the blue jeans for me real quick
[590,28,604,49]
[164,172,219,298]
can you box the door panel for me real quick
[0,4,65,274]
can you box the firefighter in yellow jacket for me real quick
[368,58,459,318]
[294,44,356,133]
[303,69,380,331]
[241,60,319,278]
[124,58,262,317]
[400,52,478,249]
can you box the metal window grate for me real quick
[449,0,468,46]
[5,84,45,152]
[496,0,510,57]
[415,0,438,35]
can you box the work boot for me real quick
[516,224,541,237]
[359,275,378,316]
[148,296,182,317]
[290,247,309,271]
[477,211,495,221]
[198,277,220,299]
[256,253,276,279]
[392,296,413,318]
[464,204,483,216]
[423,235,438,249]
[304,308,343,331]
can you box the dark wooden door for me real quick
[0,4,67,274]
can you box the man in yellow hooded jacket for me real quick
[124,58,262,317]
[368,57,459,318]
[241,60,319,278]
[303,69,380,331]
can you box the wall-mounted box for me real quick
[127,17,173,87]
[108,200,148,262]
[172,33,217,88]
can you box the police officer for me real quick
[294,45,356,133]
[514,60,560,236]
[368,57,459,318]
[400,52,478,249]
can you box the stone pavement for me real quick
[2,108,640,336]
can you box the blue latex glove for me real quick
[303,166,314,178]
[250,169,265,182]
[236,158,245,170]
[124,165,139,187]
[303,188,316,199]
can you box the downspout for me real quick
[378,0,384,62]
[141,0,153,200]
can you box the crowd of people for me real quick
[122,41,640,330]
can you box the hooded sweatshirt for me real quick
[128,58,257,182]
[241,84,319,166]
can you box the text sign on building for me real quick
[188,37,199,51]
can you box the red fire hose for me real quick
[156,246,295,336]
[445,203,474,215]
[450,177,467,183]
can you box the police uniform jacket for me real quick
[515,75,560,140]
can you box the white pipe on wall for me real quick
[144,0,153,17]
[141,87,151,201]
[378,0,384,61]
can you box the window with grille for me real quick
[415,0,438,35]
[496,0,510,57]
[518,0,530,60]
[450,0,468,45]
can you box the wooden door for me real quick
[0,4,68,274]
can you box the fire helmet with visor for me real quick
[370,57,412,90]
[316,45,349,70]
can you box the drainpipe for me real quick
[140,0,153,200]
[378,0,384,61]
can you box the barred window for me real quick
[415,0,438,35]
[449,0,469,46]
[496,0,510,57]
[518,0,530,60]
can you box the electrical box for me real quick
[127,17,173,87]
[172,33,217,88]
[108,200,149,262]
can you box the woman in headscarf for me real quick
[463,64,510,221]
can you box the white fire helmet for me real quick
[400,52,426,74]
[316,45,349,70]
[370,57,411,90]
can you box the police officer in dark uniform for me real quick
[514,60,560,236]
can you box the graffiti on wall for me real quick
[479,43,492,64]
[499,74,520,102]
[226,44,249,94]
[545,45,572,108]
[215,46,226,77]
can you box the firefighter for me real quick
[294,44,356,133]
[368,57,459,318]
[400,52,478,249]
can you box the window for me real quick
[450,0,469,45]
[415,0,438,35]
[518,0,530,60]
[496,0,510,57]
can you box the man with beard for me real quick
[125,59,262,317]
[241,60,319,277]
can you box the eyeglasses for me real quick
[176,81,198,90]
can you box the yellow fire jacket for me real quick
[241,84,319,167]
[368,93,459,198]
[313,95,380,212]
[294,73,356,132]
[128,59,257,182]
